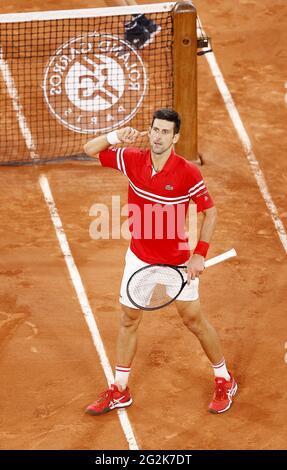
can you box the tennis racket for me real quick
[126,248,237,311]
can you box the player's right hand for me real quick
[117,127,147,144]
[186,254,205,284]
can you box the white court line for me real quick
[0,44,139,451]
[0,47,38,160]
[199,25,287,254]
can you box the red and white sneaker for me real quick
[208,374,238,414]
[85,384,133,416]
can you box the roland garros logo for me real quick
[43,33,148,133]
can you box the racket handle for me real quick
[204,248,237,268]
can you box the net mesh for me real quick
[0,9,173,165]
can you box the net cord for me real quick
[0,2,176,24]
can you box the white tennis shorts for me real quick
[119,248,199,309]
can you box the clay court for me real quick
[0,0,286,450]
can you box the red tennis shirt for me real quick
[99,147,214,264]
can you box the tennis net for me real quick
[0,2,197,165]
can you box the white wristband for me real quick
[106,130,121,145]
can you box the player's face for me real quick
[149,119,179,155]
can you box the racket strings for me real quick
[127,265,184,309]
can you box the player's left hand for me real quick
[186,254,205,284]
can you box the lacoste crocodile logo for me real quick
[165,184,173,190]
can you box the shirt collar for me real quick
[145,148,176,174]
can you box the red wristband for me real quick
[193,240,209,258]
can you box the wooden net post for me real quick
[173,1,199,162]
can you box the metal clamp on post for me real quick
[197,36,213,56]
[197,16,213,56]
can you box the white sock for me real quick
[115,365,131,390]
[212,358,230,381]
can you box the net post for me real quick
[172,1,199,162]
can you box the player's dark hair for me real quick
[151,108,181,135]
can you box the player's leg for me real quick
[114,247,147,391]
[175,298,223,363]
[85,304,142,416]
[175,298,237,413]
[115,304,143,391]
[86,248,145,416]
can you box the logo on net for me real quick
[43,32,147,134]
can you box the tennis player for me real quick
[84,108,237,415]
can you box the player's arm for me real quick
[197,205,217,247]
[83,127,145,158]
[187,206,217,281]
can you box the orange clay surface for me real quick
[0,0,286,450]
